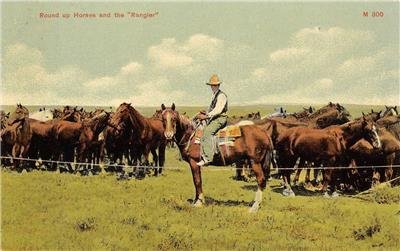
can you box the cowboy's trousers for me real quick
[201,116,227,161]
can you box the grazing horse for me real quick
[160,104,273,212]
[5,104,32,171]
[109,103,166,176]
[275,117,381,196]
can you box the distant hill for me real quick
[0,104,387,118]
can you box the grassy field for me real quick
[1,147,400,250]
[1,103,399,250]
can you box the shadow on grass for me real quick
[187,196,252,207]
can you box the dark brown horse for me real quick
[109,103,166,176]
[275,117,381,196]
[160,104,273,212]
[349,126,400,187]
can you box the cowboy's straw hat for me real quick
[206,74,222,86]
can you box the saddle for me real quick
[189,125,242,164]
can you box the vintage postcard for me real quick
[1,0,399,250]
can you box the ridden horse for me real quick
[4,104,32,171]
[160,104,273,212]
[109,103,166,176]
[275,117,381,196]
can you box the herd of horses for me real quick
[1,103,399,212]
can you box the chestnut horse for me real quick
[275,117,381,196]
[109,103,166,176]
[4,104,32,171]
[160,104,273,212]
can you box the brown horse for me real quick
[1,111,10,129]
[109,103,166,176]
[349,113,400,186]
[275,117,381,196]
[160,104,273,212]
[349,126,400,187]
[4,104,32,171]
[52,112,110,173]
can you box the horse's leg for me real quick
[12,144,21,171]
[151,148,159,176]
[235,160,245,181]
[282,157,296,196]
[322,158,336,197]
[158,143,166,175]
[372,168,381,186]
[189,158,204,207]
[249,162,266,213]
[21,143,31,171]
[293,158,306,186]
[385,153,395,185]
[293,169,302,186]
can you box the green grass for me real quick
[2,148,400,250]
[1,103,398,250]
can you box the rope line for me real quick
[1,156,400,171]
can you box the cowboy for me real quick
[196,74,228,166]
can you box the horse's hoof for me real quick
[282,188,295,197]
[192,200,204,208]
[323,192,331,198]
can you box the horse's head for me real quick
[361,116,381,149]
[314,103,351,128]
[361,109,381,122]
[160,103,179,141]
[61,106,82,122]
[152,109,163,119]
[383,105,398,117]
[109,103,133,135]
[8,104,29,125]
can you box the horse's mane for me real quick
[306,104,335,120]
[179,113,193,129]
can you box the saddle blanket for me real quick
[216,125,241,138]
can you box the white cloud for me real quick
[270,47,309,62]
[148,33,223,71]
[232,26,398,105]
[84,76,115,88]
[120,62,143,75]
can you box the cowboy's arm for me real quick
[207,94,227,118]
